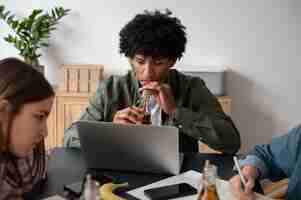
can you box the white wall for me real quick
[1,0,300,152]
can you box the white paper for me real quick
[127,170,272,200]
[42,195,66,200]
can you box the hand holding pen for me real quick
[233,156,247,189]
[230,156,258,199]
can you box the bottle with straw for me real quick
[141,90,152,124]
[196,160,220,200]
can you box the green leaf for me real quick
[32,30,39,41]
[22,18,30,29]
[7,14,15,23]
[20,31,31,38]
[49,27,56,31]
[55,7,60,15]
[11,20,19,29]
[3,11,10,19]
[18,32,30,43]
[0,5,5,14]
[4,36,10,42]
[15,40,22,49]
[41,34,50,40]
[17,21,26,33]
[10,35,17,42]
[40,42,49,47]
[4,34,16,43]
[29,9,43,20]
[65,9,71,14]
[51,9,56,16]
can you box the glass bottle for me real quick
[141,90,152,124]
[84,174,100,200]
[197,160,220,200]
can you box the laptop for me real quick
[75,121,183,175]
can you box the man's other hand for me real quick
[113,106,144,124]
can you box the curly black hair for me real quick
[119,9,187,60]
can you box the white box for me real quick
[176,65,226,96]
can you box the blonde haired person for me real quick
[0,58,54,199]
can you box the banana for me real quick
[99,182,129,200]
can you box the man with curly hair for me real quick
[64,9,241,154]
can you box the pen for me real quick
[233,156,247,188]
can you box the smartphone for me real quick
[144,183,197,200]
[63,181,83,197]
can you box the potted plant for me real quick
[0,5,70,72]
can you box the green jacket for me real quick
[64,69,241,154]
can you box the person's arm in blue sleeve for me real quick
[245,125,301,181]
[238,155,268,178]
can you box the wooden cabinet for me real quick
[46,94,91,150]
[46,64,103,150]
